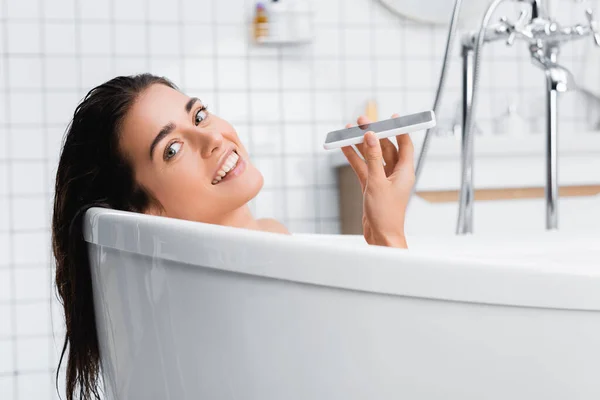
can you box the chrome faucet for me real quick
[456,0,600,234]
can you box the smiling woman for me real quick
[51,73,414,400]
[52,74,288,400]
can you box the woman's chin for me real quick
[243,167,264,201]
[217,165,263,203]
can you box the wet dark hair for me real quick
[52,74,176,399]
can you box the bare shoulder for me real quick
[257,218,290,235]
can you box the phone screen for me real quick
[324,111,433,144]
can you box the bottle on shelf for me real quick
[253,2,269,42]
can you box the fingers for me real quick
[388,112,414,176]
[341,145,367,187]
[341,123,367,188]
[391,113,403,148]
[363,131,386,182]
[393,133,415,188]
[343,115,398,184]
[391,111,410,160]
[380,138,397,175]
[356,115,371,126]
[395,133,415,172]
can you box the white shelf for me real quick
[249,3,315,47]
[254,36,313,46]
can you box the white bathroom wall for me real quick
[1,0,599,398]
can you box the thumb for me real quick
[363,131,385,182]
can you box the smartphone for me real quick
[322,110,436,150]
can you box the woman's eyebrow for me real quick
[149,122,176,160]
[185,97,199,113]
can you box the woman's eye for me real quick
[194,107,208,126]
[164,141,182,161]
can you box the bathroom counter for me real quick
[328,131,600,190]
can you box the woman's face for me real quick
[119,83,263,223]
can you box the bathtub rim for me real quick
[83,207,600,311]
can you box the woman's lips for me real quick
[215,156,246,185]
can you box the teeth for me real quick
[212,151,240,185]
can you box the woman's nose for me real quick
[193,128,224,158]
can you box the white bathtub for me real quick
[84,207,600,399]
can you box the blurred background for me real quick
[1,0,600,398]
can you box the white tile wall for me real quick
[14,267,51,301]
[45,0,75,20]
[283,124,314,154]
[0,377,15,400]
[252,122,283,154]
[2,0,600,398]
[10,129,45,160]
[16,337,52,371]
[254,156,284,188]
[0,197,9,231]
[7,23,41,54]
[81,2,110,20]
[0,339,14,373]
[0,269,11,303]
[0,234,10,267]
[16,373,53,400]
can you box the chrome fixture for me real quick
[456,0,600,234]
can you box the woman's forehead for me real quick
[137,84,187,112]
[126,86,187,128]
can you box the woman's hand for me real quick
[341,114,415,249]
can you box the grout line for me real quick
[0,368,58,378]
[144,0,151,72]
[109,0,117,77]
[40,0,61,390]
[244,0,256,216]
[211,0,220,114]
[1,86,466,94]
[0,298,56,307]
[177,0,185,89]
[309,0,321,233]
[337,0,348,233]
[4,52,518,62]
[338,0,347,122]
[276,48,288,225]
[39,0,57,387]
[244,0,253,154]
[0,122,78,128]
[0,263,54,270]
[74,0,83,94]
[369,0,376,103]
[400,15,408,122]
[2,0,18,396]
[3,17,432,28]
[0,367,66,376]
